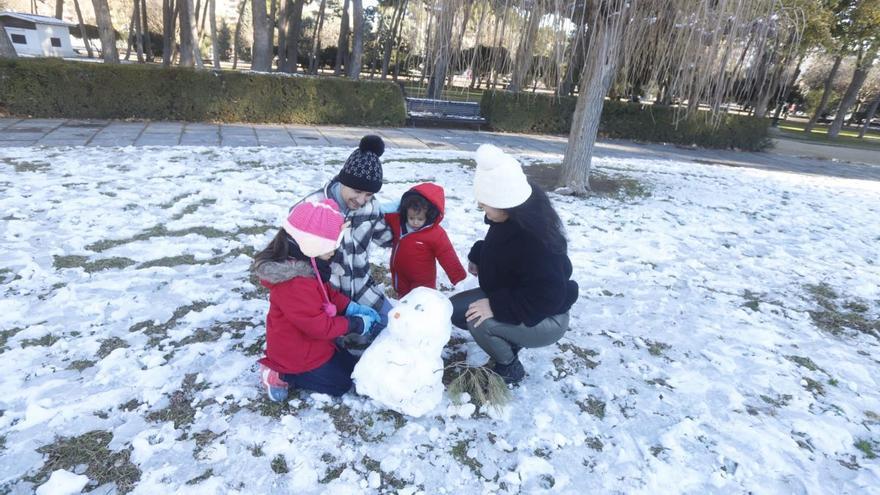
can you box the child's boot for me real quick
[260,364,289,402]
[493,357,525,385]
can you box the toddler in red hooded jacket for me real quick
[385,183,466,297]
[252,199,381,400]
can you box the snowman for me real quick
[351,287,453,417]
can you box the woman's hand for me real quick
[465,298,493,327]
[468,261,479,277]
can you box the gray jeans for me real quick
[450,288,570,365]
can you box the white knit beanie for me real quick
[473,144,532,209]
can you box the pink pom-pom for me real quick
[322,302,337,316]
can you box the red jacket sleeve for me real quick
[328,285,351,315]
[433,227,466,285]
[272,280,350,340]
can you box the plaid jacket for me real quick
[299,181,393,310]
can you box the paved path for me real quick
[2,117,879,182]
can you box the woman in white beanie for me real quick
[450,144,579,384]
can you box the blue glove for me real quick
[345,301,380,321]
[353,314,377,336]
[378,199,401,214]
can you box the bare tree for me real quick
[348,0,365,78]
[508,2,542,92]
[858,92,880,138]
[252,0,273,70]
[55,0,64,19]
[91,0,119,63]
[309,0,328,73]
[232,0,248,68]
[381,0,408,79]
[281,0,304,72]
[142,0,153,61]
[828,45,878,138]
[73,0,94,58]
[804,54,842,132]
[179,0,195,65]
[163,0,176,65]
[335,0,351,75]
[426,0,457,97]
[210,0,220,68]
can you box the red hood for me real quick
[404,182,446,224]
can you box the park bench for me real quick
[405,97,488,129]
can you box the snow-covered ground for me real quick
[1,145,879,494]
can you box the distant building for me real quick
[0,11,75,57]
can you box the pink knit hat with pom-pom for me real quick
[283,199,347,257]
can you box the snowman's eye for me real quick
[415,304,423,311]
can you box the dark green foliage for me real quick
[0,59,406,126]
[480,91,771,151]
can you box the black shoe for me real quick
[493,357,525,384]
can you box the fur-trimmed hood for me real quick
[252,259,314,285]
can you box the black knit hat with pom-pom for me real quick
[337,135,385,193]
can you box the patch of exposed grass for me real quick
[68,359,96,371]
[25,430,140,493]
[3,158,51,173]
[586,437,604,451]
[19,333,60,348]
[186,469,214,485]
[249,443,265,457]
[854,439,878,459]
[450,440,483,476]
[558,343,600,368]
[804,283,879,339]
[271,454,289,474]
[172,198,217,221]
[192,430,222,459]
[0,327,24,351]
[361,455,409,489]
[644,339,672,357]
[576,396,606,419]
[145,374,203,429]
[803,377,826,396]
[785,355,823,373]
[97,337,129,359]
[174,328,224,347]
[128,300,212,348]
[86,226,229,253]
[138,254,198,269]
[760,394,793,409]
[52,254,137,273]
[119,399,142,412]
[590,170,652,200]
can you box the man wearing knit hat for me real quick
[295,135,395,338]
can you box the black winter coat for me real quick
[468,218,579,327]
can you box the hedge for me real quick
[0,58,406,126]
[480,91,771,151]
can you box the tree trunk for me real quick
[282,0,304,72]
[804,54,842,133]
[559,6,626,195]
[141,0,153,61]
[446,0,472,88]
[72,0,94,58]
[858,94,880,139]
[91,0,119,63]
[209,0,220,68]
[55,0,64,19]
[189,0,204,67]
[426,0,456,98]
[771,54,804,126]
[163,0,177,65]
[335,0,350,75]
[309,0,327,73]
[828,48,877,138]
[490,6,510,90]
[508,6,541,92]
[232,0,247,69]
[381,0,405,79]
[0,25,17,58]
[133,0,145,62]
[347,0,364,78]
[390,0,409,81]
[277,0,289,70]
[125,5,136,60]
[179,0,195,66]
[467,2,487,89]
[251,0,273,70]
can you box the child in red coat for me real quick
[252,199,381,400]
[385,183,466,297]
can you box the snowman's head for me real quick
[386,287,453,349]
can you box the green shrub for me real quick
[0,58,406,126]
[480,91,771,151]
